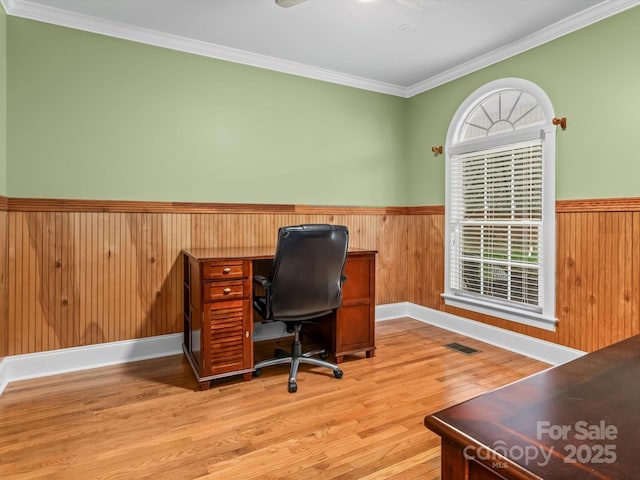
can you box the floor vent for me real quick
[445,342,480,355]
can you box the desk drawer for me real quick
[202,261,245,280]
[203,280,248,302]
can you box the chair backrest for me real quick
[268,224,349,320]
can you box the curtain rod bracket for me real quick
[552,117,567,130]
[432,145,443,155]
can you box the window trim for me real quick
[443,78,557,332]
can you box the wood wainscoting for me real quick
[407,199,640,353]
[1,197,639,356]
[2,199,408,355]
[0,197,7,358]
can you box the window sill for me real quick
[441,293,557,332]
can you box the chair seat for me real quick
[255,296,333,323]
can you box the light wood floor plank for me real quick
[0,318,549,479]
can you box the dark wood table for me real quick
[424,335,640,479]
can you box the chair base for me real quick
[254,324,343,393]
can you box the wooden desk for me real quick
[182,247,376,390]
[424,335,640,479]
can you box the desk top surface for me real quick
[183,246,376,261]
[425,334,640,479]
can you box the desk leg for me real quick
[440,440,468,480]
[335,349,376,363]
[199,381,211,391]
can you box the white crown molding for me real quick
[0,0,15,14]
[5,0,407,97]
[406,0,640,97]
[2,0,640,95]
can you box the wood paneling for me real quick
[7,212,191,354]
[4,196,640,356]
[406,205,445,215]
[0,206,7,358]
[407,214,446,311]
[13,195,640,214]
[556,196,640,213]
[8,197,403,215]
[8,197,296,214]
[5,207,407,355]
[407,209,640,353]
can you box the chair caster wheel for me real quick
[319,351,329,360]
[333,369,343,379]
[253,369,262,377]
[288,382,298,393]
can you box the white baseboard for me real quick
[0,333,182,395]
[376,302,585,366]
[0,303,585,396]
[375,302,413,321]
[0,359,8,396]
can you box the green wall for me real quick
[0,6,6,197]
[4,6,640,206]
[7,18,407,206]
[406,5,640,205]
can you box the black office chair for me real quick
[253,224,349,393]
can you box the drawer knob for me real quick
[223,287,232,294]
[222,268,231,274]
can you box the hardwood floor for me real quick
[0,318,549,479]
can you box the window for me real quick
[443,78,557,331]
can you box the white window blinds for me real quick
[449,140,543,312]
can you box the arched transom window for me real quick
[460,89,544,141]
[443,78,557,331]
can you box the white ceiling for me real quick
[3,0,639,97]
